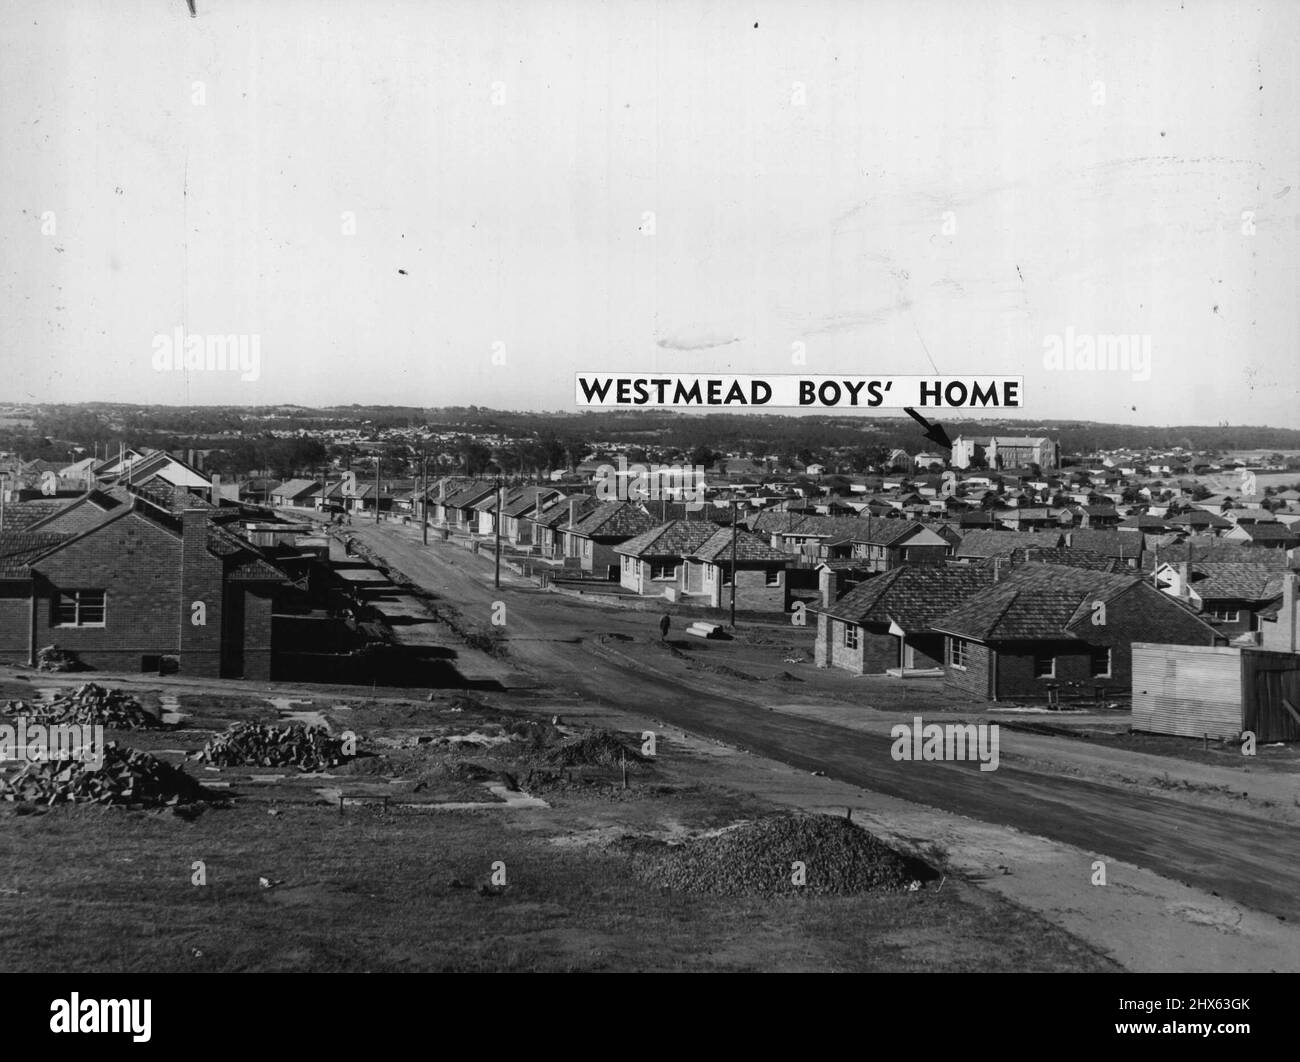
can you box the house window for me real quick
[1208,608,1240,623]
[1033,651,1056,678]
[949,637,969,669]
[651,562,675,580]
[765,569,781,587]
[1090,647,1111,678]
[843,623,859,650]
[720,567,732,586]
[582,539,592,559]
[54,589,106,627]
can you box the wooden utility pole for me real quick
[373,455,380,524]
[421,446,429,545]
[494,476,503,589]
[729,498,738,628]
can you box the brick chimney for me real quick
[179,508,223,677]
[1178,561,1192,600]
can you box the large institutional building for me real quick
[951,435,1060,470]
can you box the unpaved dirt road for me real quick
[343,520,1300,928]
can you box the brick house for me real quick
[843,520,951,571]
[0,498,287,679]
[615,521,718,595]
[814,564,996,674]
[931,564,1222,701]
[563,502,659,576]
[529,495,600,559]
[685,526,795,611]
[1154,561,1286,640]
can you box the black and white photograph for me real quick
[1,0,1296,1030]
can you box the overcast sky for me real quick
[2,0,1297,426]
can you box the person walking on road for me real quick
[659,613,671,640]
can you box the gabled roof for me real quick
[1184,563,1286,602]
[691,526,794,564]
[932,566,1192,642]
[1063,529,1144,559]
[569,501,659,539]
[1232,523,1297,541]
[271,479,320,500]
[1142,540,1292,570]
[533,494,601,529]
[1168,510,1232,528]
[0,498,69,531]
[0,532,71,578]
[955,529,1059,559]
[848,519,947,547]
[818,564,996,630]
[614,520,719,559]
[443,481,497,508]
[502,487,559,519]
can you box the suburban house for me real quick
[1154,561,1286,640]
[97,449,216,502]
[1060,529,1144,569]
[562,501,659,575]
[1167,510,1233,536]
[954,529,1060,562]
[842,520,951,571]
[814,564,996,674]
[931,564,1222,702]
[500,487,562,546]
[1223,522,1299,550]
[687,527,795,611]
[529,495,600,559]
[270,479,321,508]
[615,521,718,595]
[439,481,498,531]
[0,496,288,679]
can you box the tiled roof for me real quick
[820,564,996,629]
[0,532,69,578]
[692,526,795,563]
[932,565,1144,641]
[570,501,659,539]
[955,529,1059,558]
[1168,510,1232,528]
[1062,530,1143,559]
[1236,523,1297,541]
[271,479,320,499]
[0,499,68,531]
[846,519,934,547]
[990,546,1122,573]
[614,520,719,558]
[444,482,496,508]
[1142,540,1290,570]
[534,494,601,528]
[1188,563,1286,602]
[502,488,558,518]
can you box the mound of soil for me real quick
[546,730,646,768]
[629,813,932,896]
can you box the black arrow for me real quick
[903,407,953,450]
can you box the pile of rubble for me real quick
[546,730,646,768]
[197,722,351,771]
[2,683,164,729]
[34,645,83,672]
[0,743,209,807]
[629,813,928,897]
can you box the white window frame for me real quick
[1033,651,1056,678]
[650,561,676,581]
[54,589,107,628]
[949,637,969,670]
[765,568,781,587]
[1208,607,1240,623]
[843,623,859,650]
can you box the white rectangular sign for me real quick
[575,373,1023,408]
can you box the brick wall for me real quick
[179,510,224,677]
[0,584,31,661]
[241,587,275,681]
[943,638,992,697]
